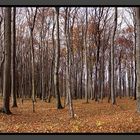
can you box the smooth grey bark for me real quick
[94,8,103,102]
[108,49,111,103]
[48,10,55,103]
[39,8,45,101]
[127,66,131,97]
[100,39,105,101]
[1,7,12,114]
[66,9,74,118]
[26,7,38,112]
[0,15,4,95]
[132,9,137,100]
[134,22,137,100]
[119,50,122,98]
[110,7,117,105]
[84,8,88,103]
[11,7,17,107]
[54,7,63,109]
[79,23,84,100]
[136,7,140,112]
[65,7,74,118]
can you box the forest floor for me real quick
[0,97,140,133]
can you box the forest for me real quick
[0,7,140,133]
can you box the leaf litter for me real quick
[0,97,140,133]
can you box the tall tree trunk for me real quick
[11,7,17,107]
[110,7,117,105]
[128,67,131,97]
[29,8,38,112]
[84,8,88,103]
[108,51,111,103]
[38,9,45,100]
[79,25,84,100]
[136,7,140,112]
[48,11,55,103]
[66,8,74,118]
[134,17,137,100]
[41,36,45,101]
[1,7,12,114]
[54,7,63,109]
[0,15,4,95]
[130,60,133,98]
[30,30,35,112]
[100,42,104,101]
[119,50,122,99]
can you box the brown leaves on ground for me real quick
[0,97,140,133]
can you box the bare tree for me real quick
[136,7,140,112]
[110,7,117,105]
[1,7,12,114]
[54,7,63,109]
[0,13,4,95]
[11,7,17,107]
[64,7,74,118]
[84,8,89,103]
[26,7,38,112]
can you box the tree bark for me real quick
[1,7,12,114]
[84,8,89,103]
[11,7,17,107]
[28,7,38,112]
[136,7,140,112]
[110,7,117,105]
[54,7,63,109]
[65,7,74,118]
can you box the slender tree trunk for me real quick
[41,39,45,101]
[108,52,111,103]
[84,8,88,103]
[54,7,63,109]
[48,12,55,103]
[67,8,74,118]
[29,8,38,112]
[136,7,140,112]
[38,10,45,100]
[100,42,104,101]
[79,26,84,100]
[11,7,17,107]
[119,51,122,99]
[0,15,4,95]
[30,30,35,112]
[128,67,131,97]
[80,63,83,99]
[130,60,134,98]
[134,18,137,100]
[110,7,117,105]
